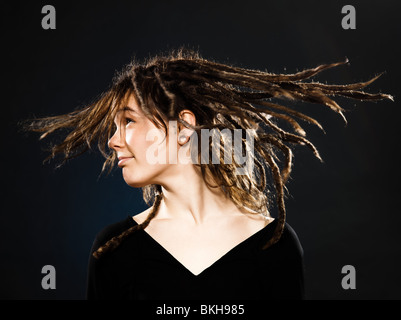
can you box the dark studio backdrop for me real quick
[1,0,400,300]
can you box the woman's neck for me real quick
[158,166,238,224]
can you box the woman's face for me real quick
[108,95,178,188]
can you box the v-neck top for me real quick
[86,216,304,300]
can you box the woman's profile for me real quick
[25,48,392,300]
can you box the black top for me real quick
[86,216,304,300]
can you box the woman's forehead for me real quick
[115,94,142,116]
[126,94,140,109]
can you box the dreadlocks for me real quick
[25,48,393,259]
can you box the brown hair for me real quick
[24,47,393,259]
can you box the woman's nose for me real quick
[108,129,124,150]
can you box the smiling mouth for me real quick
[118,157,134,167]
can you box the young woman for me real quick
[27,48,392,300]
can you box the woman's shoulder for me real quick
[91,216,135,250]
[272,219,303,257]
[281,222,303,254]
[258,220,304,259]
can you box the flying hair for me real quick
[24,47,393,259]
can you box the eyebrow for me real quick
[113,106,140,124]
[120,106,139,114]
[117,106,139,116]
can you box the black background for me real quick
[1,0,400,300]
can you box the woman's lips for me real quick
[118,157,134,167]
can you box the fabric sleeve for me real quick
[85,218,131,300]
[259,223,305,300]
[86,229,109,300]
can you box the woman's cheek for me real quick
[125,128,141,149]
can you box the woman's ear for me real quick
[178,109,196,127]
[177,110,196,145]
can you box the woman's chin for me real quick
[123,177,149,188]
[122,173,152,188]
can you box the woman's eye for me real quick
[125,118,135,125]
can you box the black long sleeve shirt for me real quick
[87,216,304,300]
